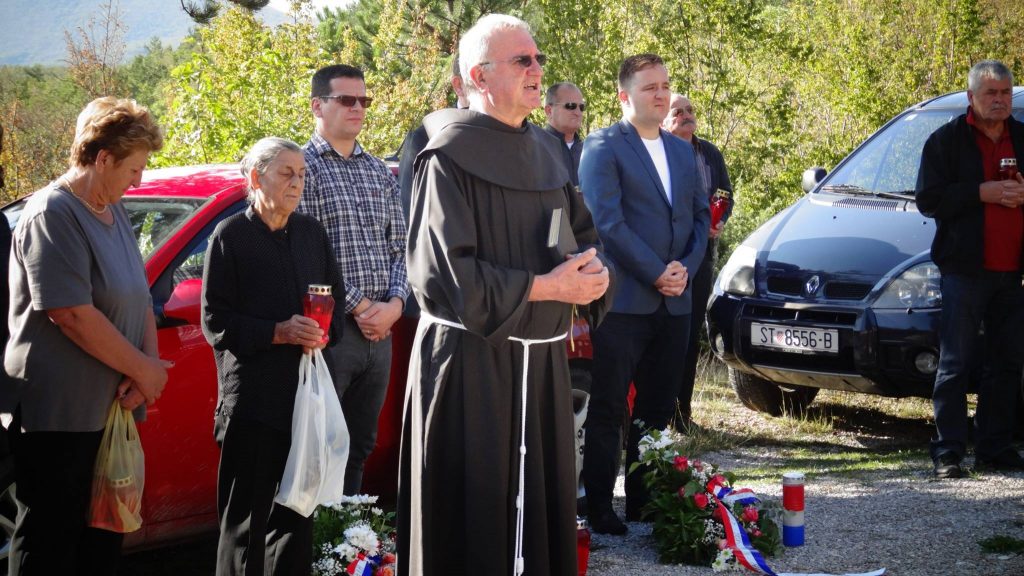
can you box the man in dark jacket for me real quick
[663,93,733,428]
[543,82,585,185]
[916,59,1024,479]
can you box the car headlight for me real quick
[718,245,757,296]
[873,262,941,309]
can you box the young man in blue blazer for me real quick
[579,53,710,534]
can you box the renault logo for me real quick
[805,275,821,296]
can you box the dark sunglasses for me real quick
[482,53,547,68]
[320,94,373,108]
[561,102,586,111]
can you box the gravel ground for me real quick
[586,449,1024,576]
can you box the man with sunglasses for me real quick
[398,14,611,576]
[579,54,709,535]
[663,93,733,431]
[543,82,586,186]
[299,63,409,496]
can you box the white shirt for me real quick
[641,135,672,205]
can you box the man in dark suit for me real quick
[579,53,710,534]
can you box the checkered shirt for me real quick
[299,132,409,313]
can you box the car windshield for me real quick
[123,197,206,259]
[821,109,1024,198]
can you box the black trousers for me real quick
[678,239,716,427]
[215,415,312,576]
[583,307,690,516]
[8,423,124,576]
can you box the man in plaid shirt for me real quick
[299,63,409,494]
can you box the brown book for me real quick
[548,207,578,260]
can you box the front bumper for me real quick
[706,292,938,398]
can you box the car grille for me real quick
[745,304,857,326]
[766,276,802,296]
[823,282,872,300]
[766,275,872,301]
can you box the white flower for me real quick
[371,507,384,516]
[711,549,736,572]
[333,542,359,562]
[344,523,380,555]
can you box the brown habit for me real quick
[397,109,612,575]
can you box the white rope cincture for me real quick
[421,312,567,576]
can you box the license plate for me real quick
[750,323,838,355]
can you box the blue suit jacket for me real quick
[579,120,710,316]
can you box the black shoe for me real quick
[589,510,627,535]
[624,499,648,522]
[933,452,963,479]
[976,450,1024,472]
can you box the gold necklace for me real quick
[59,176,109,215]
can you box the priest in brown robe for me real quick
[397,13,613,576]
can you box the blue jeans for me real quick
[330,315,393,495]
[931,271,1024,462]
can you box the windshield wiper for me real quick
[820,184,874,196]
[875,191,916,201]
[821,184,916,201]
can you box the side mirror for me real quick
[163,278,203,327]
[802,167,827,193]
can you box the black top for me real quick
[693,136,734,222]
[543,124,583,186]
[201,207,345,432]
[917,110,1024,275]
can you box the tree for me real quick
[157,2,338,166]
[63,0,127,99]
[0,67,86,201]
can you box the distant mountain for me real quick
[0,0,288,66]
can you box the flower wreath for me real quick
[633,427,782,572]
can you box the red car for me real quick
[0,163,594,563]
[0,165,416,559]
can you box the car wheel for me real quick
[730,367,819,416]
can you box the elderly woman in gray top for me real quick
[2,97,171,575]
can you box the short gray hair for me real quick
[240,137,302,202]
[968,60,1014,92]
[459,14,532,94]
[545,82,581,106]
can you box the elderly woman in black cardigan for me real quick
[202,136,345,576]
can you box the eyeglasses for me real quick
[559,102,586,111]
[319,95,373,108]
[671,106,695,117]
[481,53,547,69]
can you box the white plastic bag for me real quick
[275,348,349,517]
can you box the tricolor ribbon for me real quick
[713,493,777,575]
[712,485,760,507]
[346,552,375,576]
[710,492,886,576]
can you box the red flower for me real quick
[713,474,727,486]
[375,567,395,576]
[381,553,397,565]
[742,506,759,523]
[692,459,704,471]
[677,486,687,499]
[693,493,709,509]
[752,529,763,538]
[673,456,689,472]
